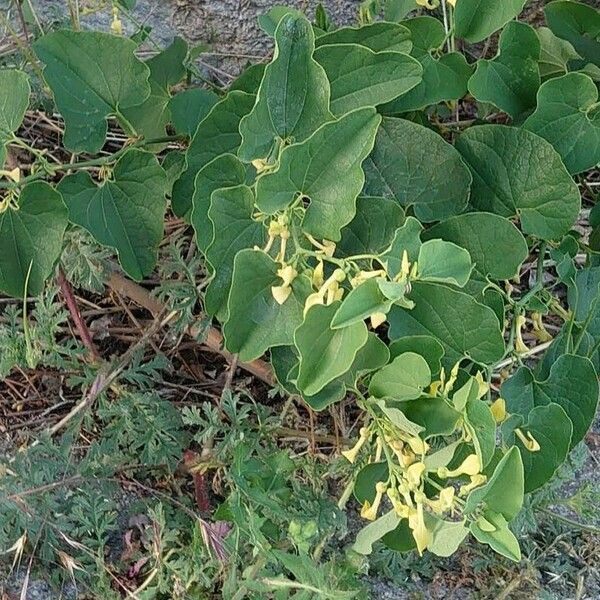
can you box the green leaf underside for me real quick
[369,352,431,401]
[456,125,580,240]
[389,281,505,367]
[58,149,166,281]
[256,107,381,241]
[523,72,600,175]
[364,116,471,222]
[315,21,412,53]
[0,182,67,297]
[338,196,405,257]
[223,250,311,362]
[295,302,368,396]
[0,69,30,166]
[455,0,528,43]
[204,185,266,319]
[380,17,472,113]
[424,213,528,283]
[353,510,400,555]
[34,31,151,153]
[238,13,332,162]
[171,91,255,217]
[470,511,521,562]
[468,21,540,120]
[191,153,247,253]
[501,354,598,449]
[314,43,422,116]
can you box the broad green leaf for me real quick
[424,213,528,283]
[58,149,166,281]
[426,515,469,558]
[191,154,247,253]
[34,31,151,153]
[258,5,304,36]
[417,239,472,287]
[364,117,471,222]
[337,196,405,257]
[464,446,524,521]
[468,21,540,120]
[523,73,600,175]
[295,302,368,396]
[389,335,444,377]
[380,17,472,113]
[464,398,496,468]
[303,333,389,410]
[545,1,600,69]
[454,0,527,43]
[0,182,67,297]
[171,91,255,217]
[314,43,422,116]
[537,27,581,79]
[204,185,266,319]
[353,510,401,555]
[456,125,580,240]
[238,14,332,162]
[223,250,311,361]
[169,88,219,137]
[315,21,412,53]
[382,217,423,278]
[354,461,389,504]
[400,396,461,437]
[122,37,188,141]
[255,107,381,241]
[508,403,572,493]
[369,352,431,400]
[501,354,598,448]
[0,70,29,166]
[388,282,505,367]
[372,398,424,436]
[470,511,521,562]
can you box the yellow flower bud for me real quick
[0,167,20,182]
[444,361,460,395]
[408,503,431,555]
[341,427,370,463]
[277,265,297,287]
[490,398,507,424]
[322,240,336,257]
[111,7,123,35]
[360,481,387,521]
[515,314,529,354]
[312,260,324,288]
[406,462,426,488]
[370,312,387,329]
[251,158,270,173]
[447,0,457,6]
[437,453,480,479]
[532,312,553,342]
[406,436,429,456]
[474,371,489,398]
[515,428,541,452]
[271,285,292,305]
[303,292,324,316]
[400,250,410,279]
[387,488,410,518]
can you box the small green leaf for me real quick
[331,279,394,329]
[417,239,472,287]
[204,185,266,319]
[464,397,496,468]
[465,446,524,521]
[338,196,405,257]
[34,31,151,153]
[380,17,472,112]
[0,70,30,166]
[314,43,422,116]
[568,266,600,342]
[456,125,581,240]
[369,352,431,401]
[470,511,521,562]
[468,21,540,120]
[400,396,461,437]
[426,514,469,558]
[169,88,219,137]
[389,335,444,377]
[501,354,598,449]
[315,21,412,53]
[354,510,401,555]
[171,91,255,217]
[191,154,247,253]
[388,282,505,367]
[523,73,600,175]
[58,149,166,281]
[295,302,368,396]
[424,213,528,284]
[354,461,389,504]
[364,117,471,222]
[223,250,311,361]
[0,182,67,297]
[382,217,423,278]
[537,27,581,79]
[454,0,527,43]
[238,13,332,162]
[256,107,381,241]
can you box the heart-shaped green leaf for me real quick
[0,182,67,297]
[454,0,528,43]
[417,239,473,288]
[537,27,581,79]
[169,88,219,137]
[369,352,431,401]
[58,149,166,281]
[34,31,151,153]
[524,72,600,174]
[456,124,580,240]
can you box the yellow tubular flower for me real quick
[459,473,487,496]
[361,481,387,521]
[515,428,541,452]
[110,7,123,35]
[532,312,553,342]
[437,454,481,479]
[427,486,455,514]
[341,427,370,463]
[475,371,489,398]
[0,167,20,182]
[370,312,387,329]
[490,398,507,423]
[387,488,410,518]
[406,436,429,456]
[400,250,410,279]
[312,260,324,288]
[515,314,529,353]
[444,361,460,395]
[408,503,431,555]
[406,462,426,488]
